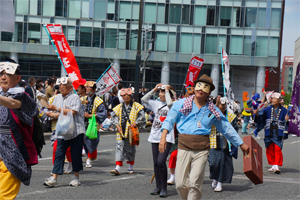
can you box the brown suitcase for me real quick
[243,135,263,185]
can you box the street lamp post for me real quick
[134,0,144,103]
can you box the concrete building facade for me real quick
[0,0,285,102]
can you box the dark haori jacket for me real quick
[257,105,288,138]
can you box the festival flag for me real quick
[221,48,235,113]
[185,56,204,87]
[281,86,286,96]
[0,0,15,33]
[45,24,85,90]
[96,66,122,96]
[287,63,300,136]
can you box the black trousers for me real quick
[151,142,172,189]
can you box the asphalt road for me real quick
[17,130,300,200]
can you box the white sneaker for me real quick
[255,136,262,140]
[43,176,58,187]
[69,177,81,187]
[167,177,175,185]
[64,162,73,174]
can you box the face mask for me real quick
[194,81,211,93]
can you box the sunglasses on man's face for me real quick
[120,88,132,96]
[0,72,14,78]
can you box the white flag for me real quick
[96,67,122,96]
[0,0,15,33]
[222,48,235,113]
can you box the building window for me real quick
[245,7,257,28]
[169,4,181,24]
[15,22,23,43]
[230,35,243,55]
[194,6,206,26]
[55,0,65,17]
[81,0,89,18]
[182,5,190,25]
[16,0,28,15]
[271,8,282,29]
[257,8,266,28]
[92,28,100,47]
[168,33,176,52]
[268,37,279,57]
[180,33,192,53]
[130,30,138,50]
[157,4,165,24]
[144,3,156,23]
[42,0,55,16]
[68,0,80,18]
[67,26,75,46]
[80,27,92,47]
[119,1,131,21]
[220,7,231,26]
[29,0,38,15]
[28,23,40,44]
[205,34,217,54]
[243,36,252,56]
[193,34,201,54]
[256,36,268,57]
[155,32,167,51]
[106,0,115,20]
[94,0,106,20]
[105,29,117,49]
[118,30,126,49]
[232,7,240,27]
[132,2,139,21]
[207,6,215,26]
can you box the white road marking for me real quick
[290,140,300,144]
[38,149,114,161]
[17,174,145,197]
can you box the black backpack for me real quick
[32,114,46,158]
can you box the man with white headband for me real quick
[160,74,249,199]
[0,60,38,199]
[254,92,289,174]
[43,77,85,187]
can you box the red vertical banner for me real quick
[46,24,85,89]
[185,57,204,87]
[264,67,269,88]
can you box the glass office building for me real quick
[0,0,284,101]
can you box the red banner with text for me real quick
[46,24,85,89]
[185,56,204,87]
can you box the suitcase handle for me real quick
[253,149,261,170]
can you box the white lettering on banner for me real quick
[189,72,193,83]
[109,72,120,83]
[61,38,70,53]
[190,58,203,69]
[62,57,71,68]
[48,26,62,34]
[57,41,64,52]
[69,71,79,82]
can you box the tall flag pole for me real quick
[287,63,300,136]
[220,42,233,152]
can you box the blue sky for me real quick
[281,0,300,63]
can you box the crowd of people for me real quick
[0,57,294,199]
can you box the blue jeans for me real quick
[52,134,84,174]
[242,116,250,133]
